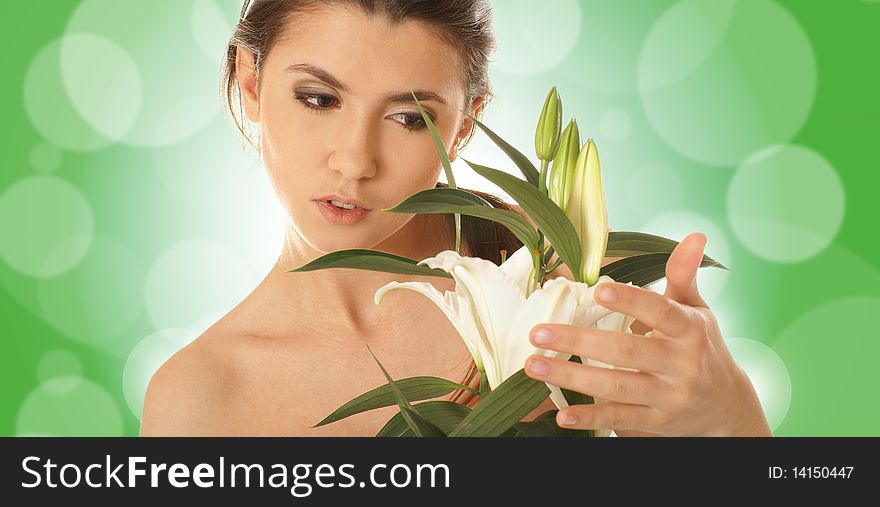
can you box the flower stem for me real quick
[453,213,461,254]
[533,160,550,288]
[538,159,549,194]
[545,257,563,276]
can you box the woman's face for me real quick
[237,4,477,253]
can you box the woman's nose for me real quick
[327,119,378,180]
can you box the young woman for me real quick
[140,0,771,437]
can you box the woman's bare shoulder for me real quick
[140,325,241,436]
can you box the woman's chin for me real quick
[296,214,411,255]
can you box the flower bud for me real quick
[567,139,608,285]
[535,86,563,162]
[548,119,580,212]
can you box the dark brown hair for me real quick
[220,0,525,408]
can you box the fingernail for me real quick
[559,412,578,425]
[526,357,550,376]
[596,285,617,303]
[531,327,554,345]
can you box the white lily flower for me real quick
[374,244,636,410]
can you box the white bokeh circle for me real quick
[59,32,142,142]
[37,349,84,384]
[727,144,845,263]
[637,0,817,166]
[65,0,223,147]
[555,1,675,94]
[192,0,237,62]
[770,296,880,435]
[16,376,124,436]
[0,176,94,278]
[23,39,115,152]
[491,0,582,76]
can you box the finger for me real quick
[555,401,661,433]
[529,324,681,374]
[524,354,667,406]
[665,232,709,308]
[594,281,698,339]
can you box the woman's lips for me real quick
[314,199,370,225]
[314,195,371,210]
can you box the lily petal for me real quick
[417,249,465,273]
[419,250,527,384]
[554,275,617,329]
[418,250,523,374]
[499,244,535,295]
[453,281,501,387]
[502,276,577,389]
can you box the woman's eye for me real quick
[294,92,430,133]
[295,92,338,110]
[391,113,428,132]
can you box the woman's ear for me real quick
[449,96,484,163]
[236,47,261,123]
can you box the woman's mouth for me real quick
[328,199,359,210]
[314,199,370,225]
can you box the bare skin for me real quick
[141,5,557,436]
[140,215,505,436]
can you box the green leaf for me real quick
[413,93,455,189]
[312,376,477,428]
[607,231,729,270]
[367,345,446,437]
[387,191,540,251]
[461,110,540,186]
[413,91,460,252]
[512,410,593,437]
[286,249,452,279]
[385,187,493,210]
[599,252,726,287]
[376,401,472,437]
[448,369,550,437]
[462,159,583,281]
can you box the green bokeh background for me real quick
[1,0,878,436]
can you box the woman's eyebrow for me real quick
[285,63,449,106]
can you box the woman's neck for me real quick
[239,213,461,344]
